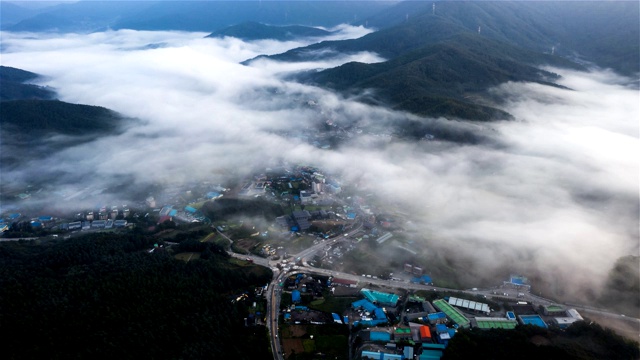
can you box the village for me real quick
[265,263,586,360]
[0,164,625,360]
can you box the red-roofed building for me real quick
[419,325,432,341]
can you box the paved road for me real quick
[267,270,285,360]
[294,219,364,263]
[225,224,638,359]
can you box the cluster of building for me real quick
[353,291,457,360]
[351,286,585,360]
[157,205,207,224]
[66,219,128,230]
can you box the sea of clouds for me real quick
[1,27,638,303]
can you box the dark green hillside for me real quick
[207,21,331,41]
[0,233,272,359]
[0,65,39,83]
[253,1,637,120]
[357,1,639,76]
[7,1,395,33]
[0,99,122,136]
[307,34,576,120]
[254,16,469,64]
[0,100,127,169]
[0,66,55,100]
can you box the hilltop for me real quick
[207,21,331,41]
[252,1,638,120]
[0,66,128,170]
[0,65,55,101]
[2,1,394,33]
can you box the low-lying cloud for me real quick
[1,28,638,305]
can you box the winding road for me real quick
[227,226,639,360]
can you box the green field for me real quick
[309,295,358,314]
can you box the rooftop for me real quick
[519,315,547,328]
[475,317,518,330]
[432,299,470,328]
[361,288,399,306]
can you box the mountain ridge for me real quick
[250,1,638,120]
[206,21,331,41]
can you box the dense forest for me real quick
[254,1,638,121]
[0,65,55,101]
[207,22,330,41]
[0,233,273,359]
[442,322,639,360]
[0,66,130,171]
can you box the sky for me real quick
[1,27,638,303]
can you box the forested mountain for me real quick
[356,1,640,77]
[303,33,577,120]
[0,99,123,136]
[0,233,273,359]
[4,1,395,33]
[0,66,127,170]
[207,21,331,41]
[254,1,638,120]
[0,1,48,28]
[0,65,55,101]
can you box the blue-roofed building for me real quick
[91,220,106,228]
[343,316,349,324]
[506,311,516,320]
[38,216,53,222]
[332,313,343,324]
[352,299,378,312]
[505,274,531,290]
[360,319,388,327]
[362,350,404,360]
[427,312,447,324]
[206,191,222,199]
[346,212,357,220]
[403,346,414,359]
[369,331,391,342]
[114,220,128,228]
[9,213,21,220]
[169,209,178,217]
[518,315,547,328]
[184,206,197,213]
[411,275,433,284]
[292,290,301,303]
[284,313,291,321]
[435,324,448,334]
[361,288,399,307]
[30,221,42,227]
[420,349,443,360]
[374,308,387,320]
[422,343,446,358]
